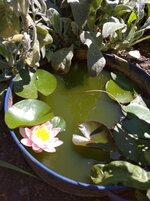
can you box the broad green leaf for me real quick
[5,99,53,129]
[91,161,150,191]
[51,45,74,74]
[51,116,66,132]
[35,69,57,96]
[14,69,57,98]
[13,71,38,99]
[72,121,114,152]
[106,79,134,104]
[113,123,150,165]
[123,118,150,140]
[122,97,150,124]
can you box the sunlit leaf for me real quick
[122,97,150,124]
[5,99,53,129]
[91,161,150,191]
[51,45,74,73]
[102,18,126,38]
[113,123,150,165]
[123,118,150,140]
[35,69,57,96]
[106,79,134,104]
[14,69,57,98]
[14,71,37,99]
[51,116,66,132]
[72,121,114,152]
[80,31,105,76]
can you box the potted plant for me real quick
[1,0,150,200]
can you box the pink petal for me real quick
[49,138,63,147]
[21,138,32,147]
[32,143,41,151]
[43,121,53,130]
[51,128,61,137]
[43,147,56,153]
[24,127,32,138]
[19,127,27,138]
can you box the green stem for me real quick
[83,89,122,107]
[130,35,150,47]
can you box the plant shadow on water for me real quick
[29,62,123,183]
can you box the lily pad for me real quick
[5,99,54,129]
[13,69,57,99]
[72,121,114,152]
[51,116,66,132]
[35,69,57,96]
[91,161,150,191]
[105,79,134,104]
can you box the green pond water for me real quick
[31,63,122,183]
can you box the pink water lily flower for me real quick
[19,121,63,153]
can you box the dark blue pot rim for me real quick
[4,81,126,191]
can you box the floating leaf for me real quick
[14,70,38,99]
[91,161,150,191]
[113,123,150,165]
[123,117,150,140]
[35,69,57,96]
[13,69,57,98]
[106,79,134,104]
[72,121,114,152]
[5,99,53,129]
[51,116,66,132]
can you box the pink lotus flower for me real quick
[19,121,63,153]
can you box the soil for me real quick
[0,45,149,201]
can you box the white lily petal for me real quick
[72,134,90,146]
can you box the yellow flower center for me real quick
[34,125,50,142]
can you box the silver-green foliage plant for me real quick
[46,0,150,76]
[0,0,53,108]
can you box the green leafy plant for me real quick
[0,0,150,200]
[72,72,150,199]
